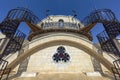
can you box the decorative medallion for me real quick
[52,46,70,63]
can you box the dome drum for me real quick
[28,15,92,41]
[28,29,93,41]
[41,22,80,30]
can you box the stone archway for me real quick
[7,35,114,72]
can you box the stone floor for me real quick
[11,73,114,80]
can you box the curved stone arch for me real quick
[7,35,114,72]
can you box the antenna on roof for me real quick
[72,10,77,23]
[72,10,77,17]
[46,10,52,22]
[24,1,29,9]
[92,0,97,10]
[46,10,50,17]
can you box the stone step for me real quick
[12,77,36,80]
[11,73,112,80]
[88,76,111,80]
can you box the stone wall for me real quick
[27,45,94,73]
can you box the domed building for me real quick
[0,8,120,80]
[24,15,95,73]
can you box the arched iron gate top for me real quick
[82,9,118,26]
[5,7,40,24]
[0,7,41,35]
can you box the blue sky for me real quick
[0,0,120,43]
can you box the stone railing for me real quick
[41,22,80,30]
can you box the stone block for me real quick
[20,72,37,77]
[86,72,102,76]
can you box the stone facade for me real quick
[4,15,116,79]
[25,32,94,73]
[27,44,94,73]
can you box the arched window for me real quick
[52,46,70,63]
[58,19,64,27]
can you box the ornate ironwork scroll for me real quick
[82,9,120,55]
[0,7,40,56]
[53,46,70,63]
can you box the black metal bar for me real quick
[5,68,11,80]
[82,9,118,26]
[82,9,120,56]
[111,67,119,80]
[97,30,119,55]
[103,22,120,39]
[0,7,40,56]
[112,59,120,80]
[82,9,120,38]
[0,59,10,80]
[2,30,26,56]
[0,7,40,36]
[0,8,31,79]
